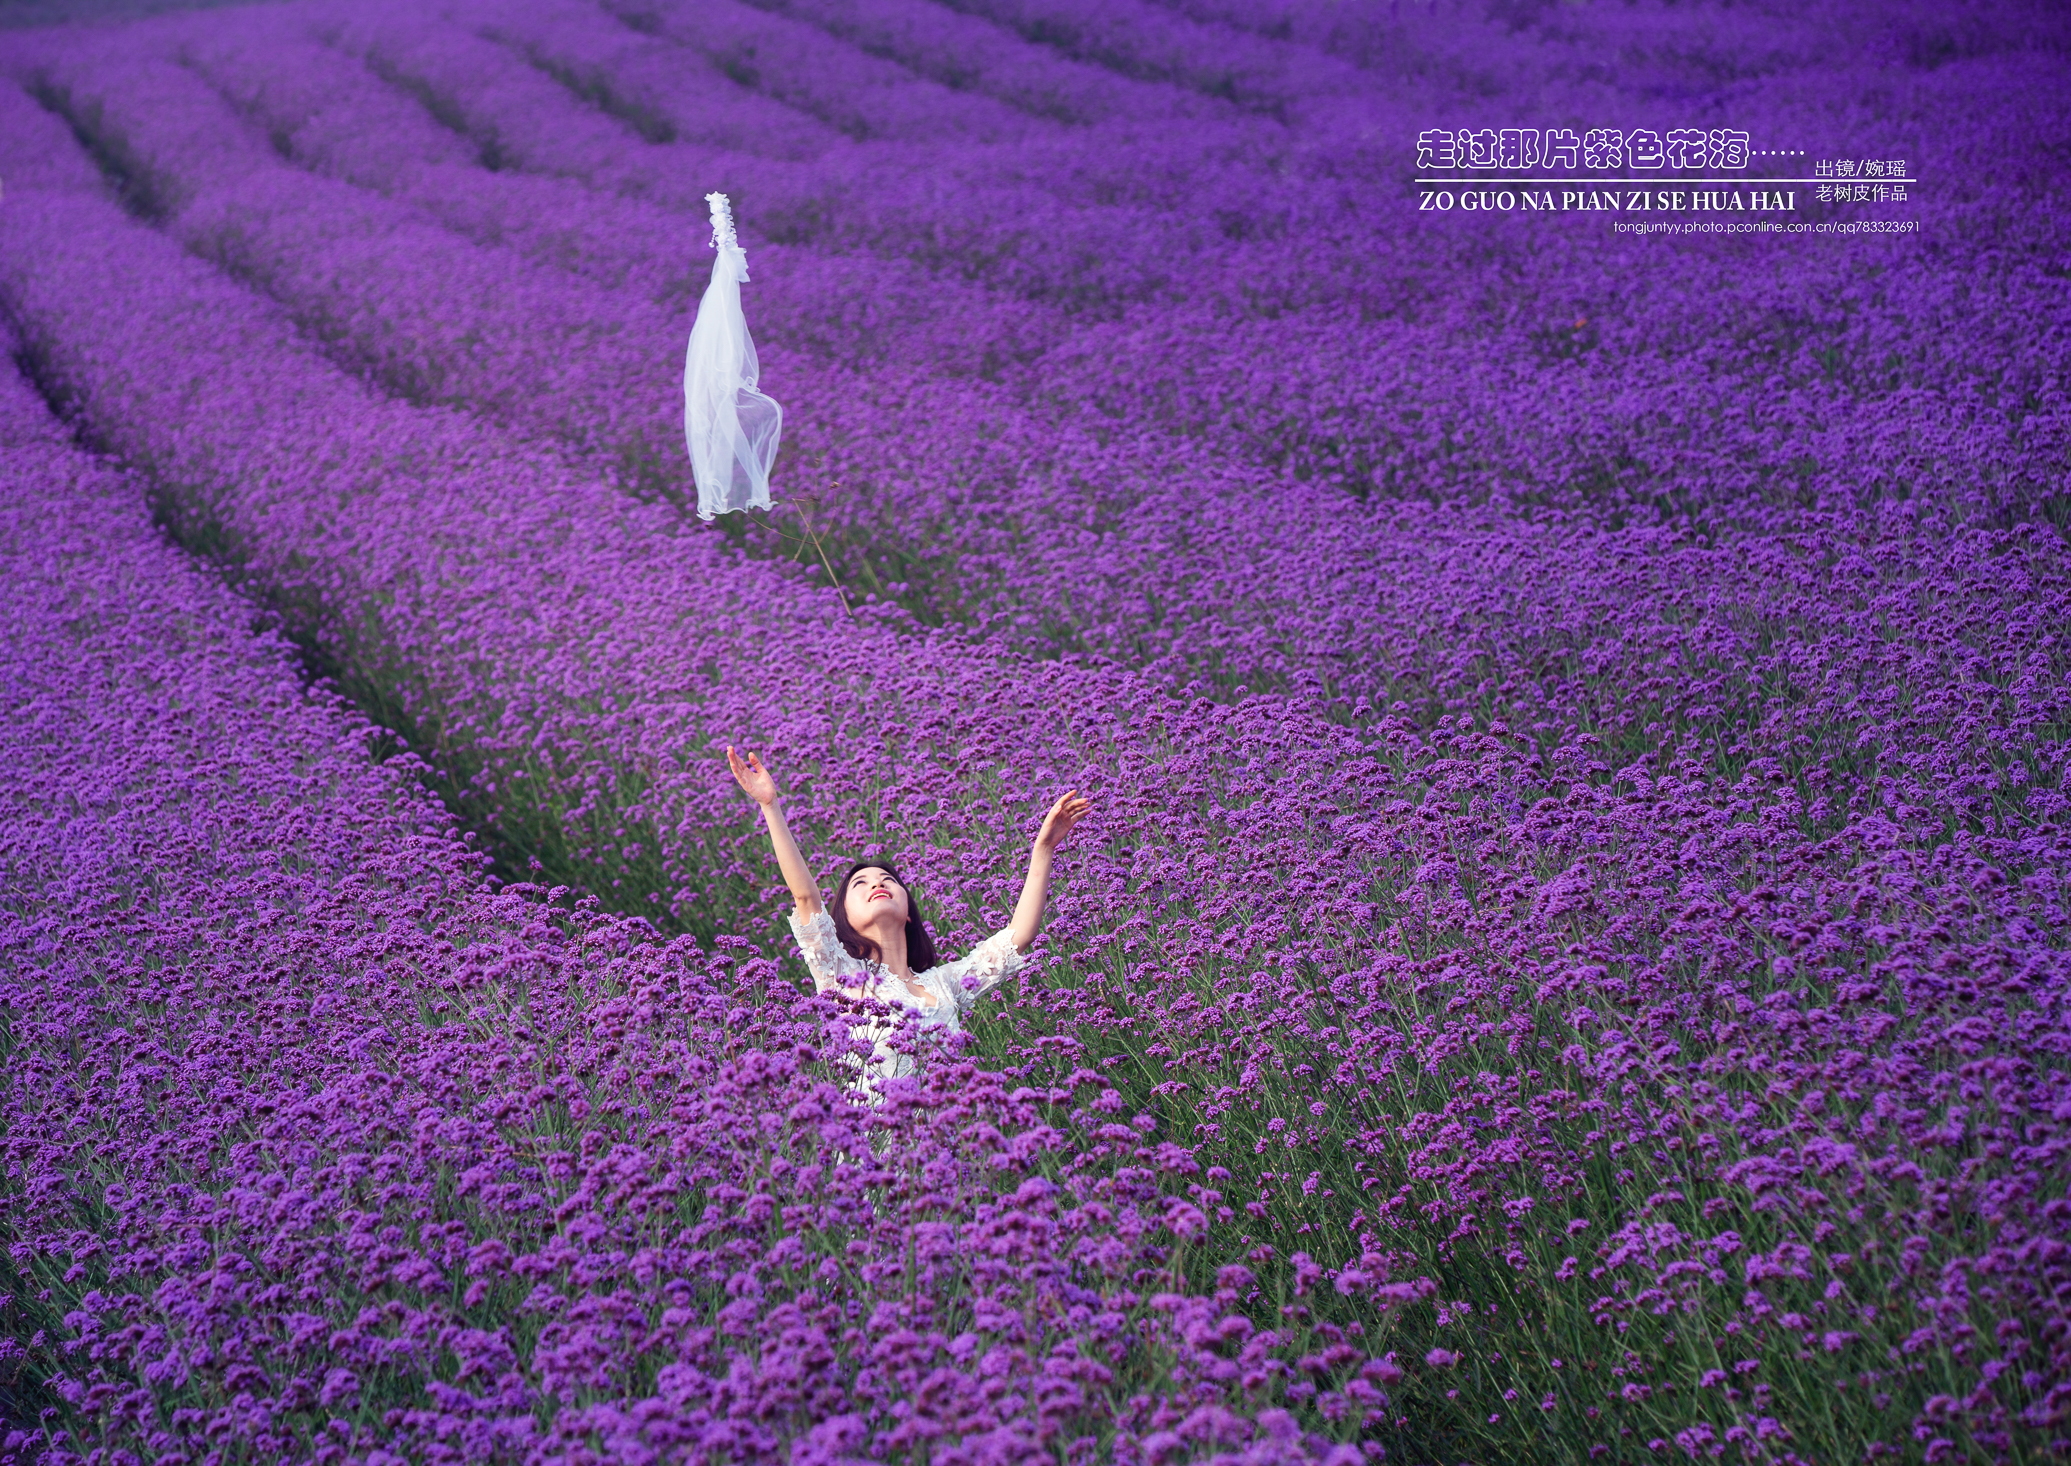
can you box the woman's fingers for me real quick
[1040,791,1092,847]
[1034,791,1092,849]
[727,745,776,800]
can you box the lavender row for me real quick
[140,8,2071,538]
[320,0,1258,311]
[35,12,2067,769]
[38,23,2071,869]
[0,324,1396,1464]
[18,27,1352,701]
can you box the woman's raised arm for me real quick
[1007,791,1092,954]
[727,747,822,920]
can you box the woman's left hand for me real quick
[1034,791,1093,853]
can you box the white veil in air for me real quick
[684,192,782,518]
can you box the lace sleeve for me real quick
[789,909,866,992]
[942,928,1027,1014]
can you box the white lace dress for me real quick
[789,909,1024,1101]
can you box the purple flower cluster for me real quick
[0,325,1383,1461]
[2,1,2068,1462]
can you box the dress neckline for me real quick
[868,964,943,1012]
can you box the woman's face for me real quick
[844,866,910,930]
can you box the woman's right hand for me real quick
[727,745,778,805]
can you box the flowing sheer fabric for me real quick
[684,193,782,519]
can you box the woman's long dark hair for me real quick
[831,860,938,973]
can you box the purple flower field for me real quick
[2,1,2068,1461]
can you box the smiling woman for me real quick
[829,859,941,978]
[727,744,1091,1099]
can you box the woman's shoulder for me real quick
[789,907,838,937]
[921,928,1019,983]
[788,909,856,982]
